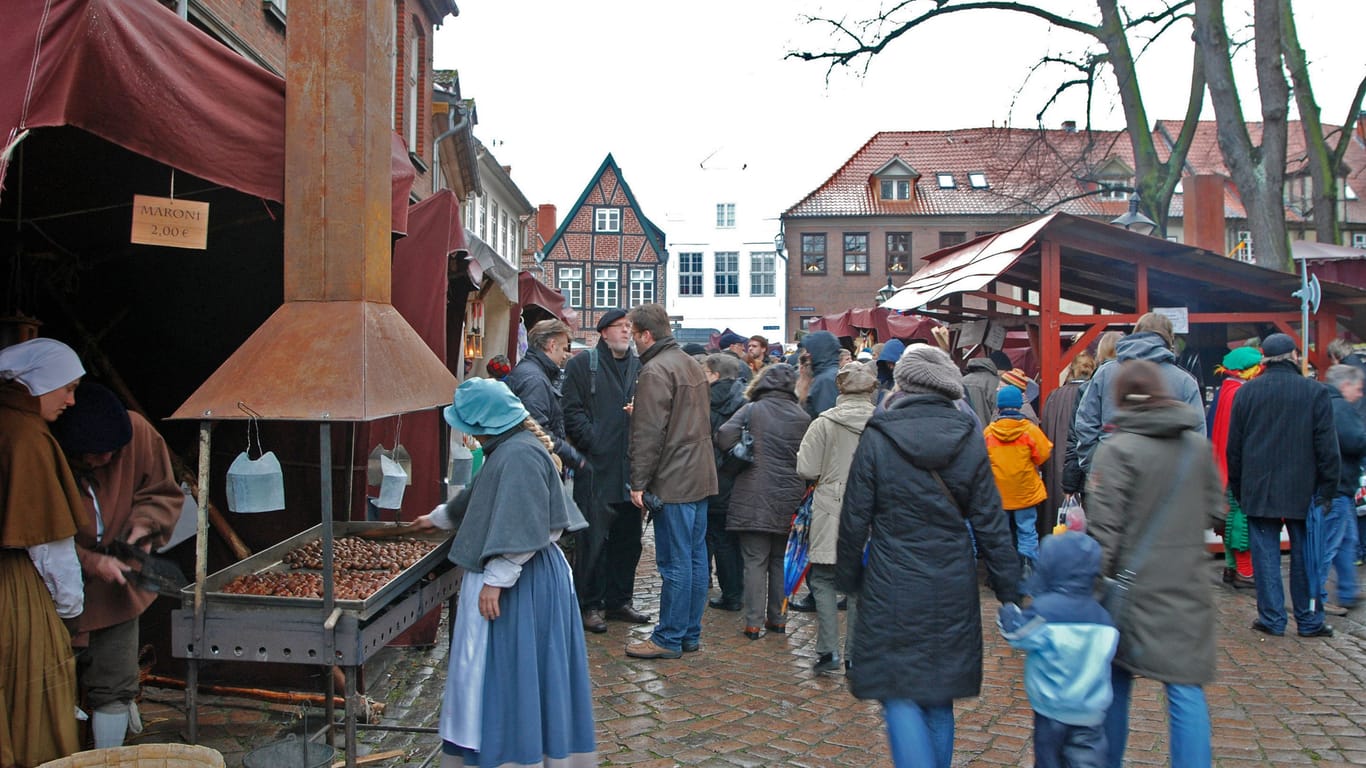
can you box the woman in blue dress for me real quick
[413,377,596,768]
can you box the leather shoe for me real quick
[1250,620,1283,637]
[1230,572,1256,590]
[681,639,700,653]
[789,594,816,613]
[1299,624,1334,638]
[812,652,840,673]
[709,597,742,611]
[764,621,786,634]
[581,609,607,634]
[604,605,652,624]
[743,626,762,640]
[624,639,681,659]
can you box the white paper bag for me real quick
[225,450,285,513]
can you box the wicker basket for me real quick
[37,744,226,768]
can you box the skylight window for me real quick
[1347,184,1359,201]
[968,172,988,189]
[936,173,955,189]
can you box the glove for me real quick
[1211,518,1226,538]
[996,602,1025,633]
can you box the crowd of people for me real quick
[7,307,1365,768]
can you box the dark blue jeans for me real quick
[1323,496,1358,607]
[705,512,742,603]
[650,500,709,651]
[1034,712,1105,768]
[1248,516,1322,635]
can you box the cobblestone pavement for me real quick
[136,529,1366,767]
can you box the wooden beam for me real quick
[1037,238,1061,406]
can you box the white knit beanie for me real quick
[893,345,963,400]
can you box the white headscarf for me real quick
[0,338,85,396]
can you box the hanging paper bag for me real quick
[225,451,285,513]
[390,443,412,486]
[367,444,387,486]
[375,454,408,509]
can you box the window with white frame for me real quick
[886,232,911,273]
[500,210,509,257]
[489,201,499,246]
[1098,183,1130,201]
[1233,231,1254,263]
[406,25,421,151]
[678,252,704,296]
[716,203,736,228]
[936,173,956,189]
[969,172,988,189]
[594,267,619,307]
[714,252,739,296]
[750,252,775,296]
[880,179,911,200]
[629,268,655,306]
[844,233,869,273]
[1352,232,1366,249]
[558,267,583,308]
[477,197,487,241]
[594,207,621,233]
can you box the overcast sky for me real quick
[433,1,1364,225]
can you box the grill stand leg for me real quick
[345,665,359,767]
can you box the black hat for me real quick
[52,381,132,456]
[681,343,708,356]
[1261,333,1297,357]
[596,309,628,333]
[718,331,747,348]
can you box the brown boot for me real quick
[581,609,607,633]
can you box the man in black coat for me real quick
[801,330,842,419]
[562,310,648,633]
[702,353,748,611]
[1323,364,1366,612]
[504,318,582,469]
[1227,333,1340,638]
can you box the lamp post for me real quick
[876,277,897,306]
[1109,193,1158,236]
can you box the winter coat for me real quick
[837,394,1020,704]
[562,342,640,510]
[1086,403,1222,684]
[505,347,581,467]
[1040,379,1085,503]
[1326,384,1366,499]
[997,532,1117,727]
[707,377,748,518]
[984,414,1052,511]
[716,366,811,535]
[796,394,875,564]
[961,357,999,426]
[802,331,842,419]
[629,337,718,504]
[1074,333,1204,472]
[1226,360,1339,518]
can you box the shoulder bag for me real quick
[728,406,755,465]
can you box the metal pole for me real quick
[1300,258,1311,376]
[345,666,359,767]
[319,422,336,747]
[188,420,212,742]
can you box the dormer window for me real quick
[1346,184,1359,201]
[594,207,621,232]
[937,173,956,189]
[1098,183,1129,201]
[873,156,919,203]
[968,172,988,189]
[880,179,911,200]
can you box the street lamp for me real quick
[1109,193,1158,236]
[773,231,786,259]
[876,277,897,305]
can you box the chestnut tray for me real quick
[184,521,454,620]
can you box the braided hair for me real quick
[520,417,562,473]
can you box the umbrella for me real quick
[782,488,816,610]
[1305,501,1325,613]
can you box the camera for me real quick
[642,492,665,518]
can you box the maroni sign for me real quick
[130,194,209,250]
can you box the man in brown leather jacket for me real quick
[624,304,718,659]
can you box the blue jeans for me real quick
[1013,506,1039,566]
[1248,516,1322,634]
[1323,496,1359,606]
[882,699,953,768]
[1034,712,1105,768]
[1104,666,1210,768]
[650,500,709,651]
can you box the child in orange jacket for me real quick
[984,386,1053,573]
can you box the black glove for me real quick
[555,439,586,470]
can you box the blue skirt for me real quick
[441,545,597,768]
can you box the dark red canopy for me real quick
[808,307,941,342]
[0,0,416,231]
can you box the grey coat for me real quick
[1087,403,1222,684]
[797,394,875,564]
[961,357,999,427]
[717,365,811,535]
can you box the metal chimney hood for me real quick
[172,1,454,421]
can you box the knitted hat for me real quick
[718,331,747,349]
[1261,333,1297,358]
[877,338,907,365]
[0,337,85,396]
[596,308,628,333]
[996,386,1023,410]
[1221,346,1263,372]
[893,345,964,400]
[836,362,878,395]
[1000,368,1030,391]
[443,378,528,436]
[51,382,132,455]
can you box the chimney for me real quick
[1062,120,1077,134]
[536,204,558,253]
[172,0,454,420]
[1357,110,1366,144]
[1184,174,1227,255]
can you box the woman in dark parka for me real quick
[837,345,1020,768]
[716,363,811,638]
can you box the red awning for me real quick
[518,271,578,328]
[0,0,416,232]
[808,307,940,342]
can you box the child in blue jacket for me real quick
[998,531,1118,768]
